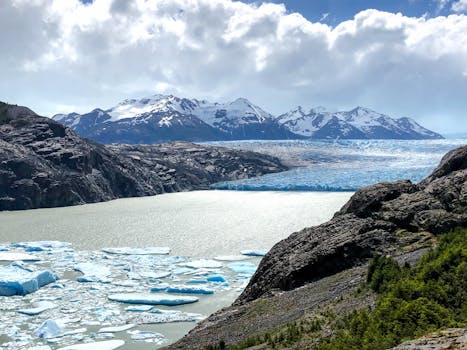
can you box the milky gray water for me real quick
[0,190,352,256]
[0,190,352,349]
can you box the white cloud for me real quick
[452,0,467,12]
[0,0,467,133]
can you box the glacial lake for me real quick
[0,190,352,349]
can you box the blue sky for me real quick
[2,0,467,133]
[249,0,459,23]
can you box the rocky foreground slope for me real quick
[0,102,286,210]
[166,144,467,349]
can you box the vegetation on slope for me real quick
[211,227,466,350]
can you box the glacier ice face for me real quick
[108,293,199,306]
[209,139,467,192]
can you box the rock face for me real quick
[0,102,287,211]
[237,145,467,303]
[166,144,466,349]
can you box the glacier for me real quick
[209,139,467,192]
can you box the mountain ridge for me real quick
[53,95,443,143]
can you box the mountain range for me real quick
[53,95,443,143]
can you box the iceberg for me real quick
[184,259,223,269]
[0,252,40,261]
[166,285,214,295]
[128,330,165,343]
[0,264,59,296]
[207,274,227,282]
[132,309,205,324]
[227,262,257,275]
[74,262,111,282]
[186,278,209,284]
[125,305,153,312]
[12,241,71,252]
[214,255,250,261]
[18,300,57,316]
[101,247,170,255]
[34,319,63,339]
[108,293,198,306]
[241,249,267,257]
[56,340,125,350]
[98,324,135,333]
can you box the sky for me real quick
[1,0,467,134]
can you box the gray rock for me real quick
[0,102,287,211]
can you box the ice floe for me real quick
[0,264,59,296]
[0,240,261,349]
[213,255,250,261]
[97,324,135,333]
[131,309,205,324]
[101,247,170,255]
[18,300,57,315]
[241,249,267,257]
[184,259,223,269]
[108,293,199,306]
[56,340,125,349]
[0,252,40,261]
[12,241,71,252]
[166,285,214,295]
[227,262,257,275]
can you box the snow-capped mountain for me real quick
[276,106,443,140]
[53,95,296,143]
[53,96,443,143]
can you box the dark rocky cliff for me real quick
[0,102,286,210]
[166,144,467,349]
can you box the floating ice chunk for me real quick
[207,274,227,282]
[0,264,59,296]
[214,255,250,261]
[13,241,71,252]
[128,270,171,280]
[0,252,40,261]
[166,285,214,295]
[132,309,205,324]
[227,262,257,275]
[75,262,111,282]
[98,324,135,333]
[56,340,125,350]
[29,346,52,350]
[18,300,57,315]
[34,319,63,339]
[150,283,169,292]
[241,249,267,257]
[172,267,192,274]
[186,278,208,284]
[128,330,165,343]
[102,247,170,255]
[108,293,198,306]
[125,305,153,312]
[184,259,222,269]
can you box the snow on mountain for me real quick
[276,106,443,140]
[53,96,443,143]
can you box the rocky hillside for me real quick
[0,102,286,211]
[165,144,466,350]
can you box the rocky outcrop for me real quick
[237,145,466,303]
[0,102,287,211]
[391,328,467,350]
[166,144,466,349]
